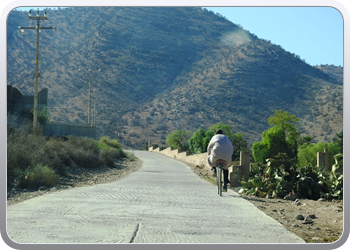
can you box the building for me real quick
[7,85,96,138]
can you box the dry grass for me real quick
[7,123,126,190]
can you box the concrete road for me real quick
[6,150,305,244]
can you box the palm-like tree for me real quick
[333,131,343,152]
[232,133,248,161]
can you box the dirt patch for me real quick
[186,162,344,243]
[7,153,142,206]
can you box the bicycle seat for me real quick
[215,159,227,166]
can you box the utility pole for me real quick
[18,10,57,130]
[79,67,100,125]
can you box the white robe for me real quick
[207,134,234,170]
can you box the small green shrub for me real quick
[34,138,71,175]
[94,136,125,158]
[7,126,44,176]
[7,141,32,176]
[19,164,59,190]
[96,136,123,150]
[66,136,99,153]
[127,151,137,161]
[7,125,128,191]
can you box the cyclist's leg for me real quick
[223,169,229,184]
[207,155,217,177]
[223,169,229,191]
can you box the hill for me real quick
[7,7,343,148]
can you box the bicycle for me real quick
[215,159,227,196]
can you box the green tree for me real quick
[333,131,343,152]
[298,135,314,146]
[252,125,298,163]
[166,130,190,151]
[268,109,299,139]
[298,142,342,169]
[297,143,324,167]
[201,129,215,152]
[188,127,207,154]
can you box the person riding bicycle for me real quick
[207,129,234,192]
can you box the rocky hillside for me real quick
[121,39,343,147]
[7,7,342,148]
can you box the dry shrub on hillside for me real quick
[7,123,125,190]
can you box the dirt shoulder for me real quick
[7,153,142,206]
[186,162,344,244]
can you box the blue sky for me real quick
[12,6,345,67]
[206,7,343,67]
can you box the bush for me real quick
[19,164,59,190]
[70,149,99,169]
[7,125,44,176]
[166,130,190,151]
[42,138,72,174]
[239,153,342,200]
[99,147,123,167]
[67,136,99,153]
[298,142,342,170]
[7,124,127,190]
[94,136,125,158]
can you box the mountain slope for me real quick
[7,7,343,148]
[121,39,342,146]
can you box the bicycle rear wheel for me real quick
[217,165,222,196]
[217,167,220,194]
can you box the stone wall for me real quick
[148,146,251,187]
[44,122,96,139]
[149,146,209,170]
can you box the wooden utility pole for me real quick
[79,68,100,125]
[18,10,57,129]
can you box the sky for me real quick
[205,7,344,67]
[10,5,344,67]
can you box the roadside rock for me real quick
[302,216,314,224]
[295,214,304,220]
[284,193,299,201]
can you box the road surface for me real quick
[6,150,305,244]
